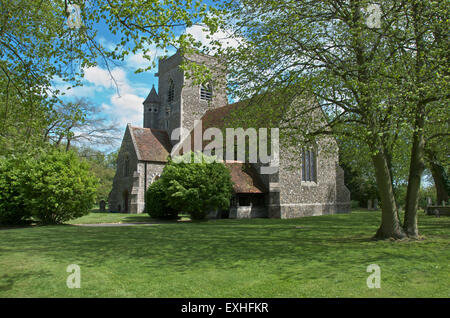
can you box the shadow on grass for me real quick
[0,270,51,292]
[1,211,447,283]
[121,215,186,224]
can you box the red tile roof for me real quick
[129,126,172,162]
[177,101,271,194]
[225,161,267,194]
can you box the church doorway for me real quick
[122,190,129,213]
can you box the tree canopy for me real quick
[207,0,449,239]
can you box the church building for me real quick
[108,50,351,218]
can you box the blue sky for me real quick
[53,22,176,136]
[51,11,238,152]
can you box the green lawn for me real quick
[67,211,190,224]
[0,210,448,297]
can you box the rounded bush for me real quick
[145,179,177,219]
[162,152,233,220]
[0,149,98,225]
[27,149,98,224]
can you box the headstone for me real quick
[367,199,372,210]
[373,199,378,210]
[442,201,446,207]
[427,197,432,206]
[99,200,106,212]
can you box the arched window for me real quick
[200,83,213,101]
[302,149,317,182]
[167,79,175,103]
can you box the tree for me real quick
[0,148,98,224]
[387,0,449,236]
[208,0,448,239]
[0,155,31,224]
[45,98,121,151]
[26,149,98,224]
[159,152,233,220]
[425,144,450,205]
[1,0,220,155]
[74,146,117,204]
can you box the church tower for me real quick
[151,50,227,143]
[143,85,160,129]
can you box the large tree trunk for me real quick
[403,113,425,238]
[383,140,401,223]
[372,149,406,240]
[65,138,71,151]
[403,0,426,238]
[426,149,450,204]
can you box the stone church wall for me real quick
[181,53,228,139]
[109,51,351,217]
[157,53,184,139]
[275,135,350,218]
[108,126,139,213]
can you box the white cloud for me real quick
[54,65,149,132]
[124,46,177,72]
[126,52,152,69]
[83,66,146,127]
[186,25,242,52]
[124,50,162,70]
[108,93,144,127]
[83,66,130,92]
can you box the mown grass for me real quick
[0,210,448,297]
[67,211,191,224]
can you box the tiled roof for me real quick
[129,126,172,162]
[181,102,243,152]
[225,161,267,194]
[175,101,270,194]
[184,98,280,152]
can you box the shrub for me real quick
[162,152,233,220]
[0,149,98,225]
[0,156,31,225]
[26,149,98,224]
[145,179,177,219]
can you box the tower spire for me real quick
[143,85,160,129]
[144,85,159,104]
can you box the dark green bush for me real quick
[163,152,233,220]
[145,152,233,220]
[145,179,177,219]
[0,156,31,225]
[27,149,98,224]
[0,149,98,225]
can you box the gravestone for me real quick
[373,199,378,210]
[427,197,432,206]
[367,199,372,210]
[99,200,106,212]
